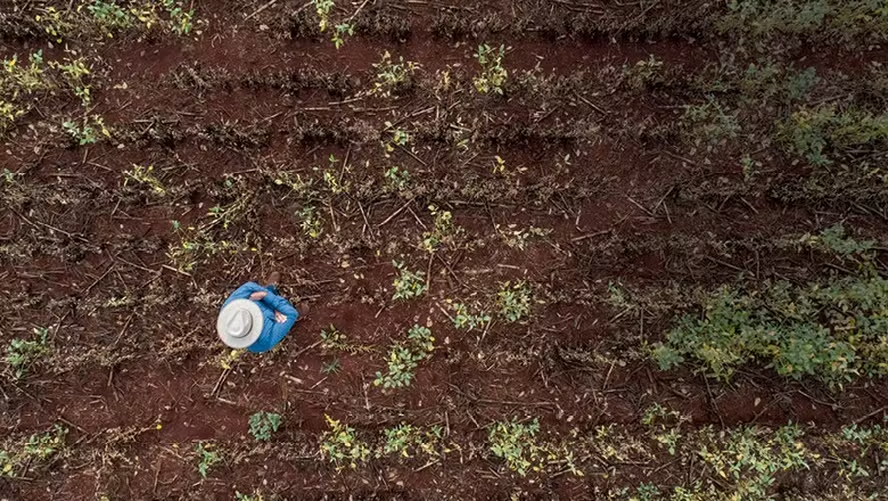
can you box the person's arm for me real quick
[260,289,299,320]
[223,282,265,307]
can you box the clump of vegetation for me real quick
[778,105,888,166]
[496,281,532,322]
[248,411,282,441]
[422,205,462,252]
[473,44,508,95]
[642,404,689,455]
[52,57,91,106]
[833,419,888,478]
[488,419,582,477]
[6,327,50,379]
[1,425,67,477]
[794,224,876,261]
[62,115,110,145]
[622,55,664,90]
[652,275,888,385]
[717,0,888,42]
[320,414,370,470]
[235,490,264,501]
[379,423,444,458]
[195,442,221,478]
[297,206,323,238]
[391,260,427,300]
[697,425,814,500]
[371,52,418,97]
[446,300,491,331]
[383,166,410,192]
[311,0,353,48]
[681,96,741,149]
[374,324,434,389]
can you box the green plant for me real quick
[124,164,166,194]
[392,260,427,300]
[383,166,410,192]
[697,425,813,500]
[796,224,876,260]
[195,442,221,478]
[0,168,14,184]
[380,424,444,458]
[162,0,195,35]
[331,23,354,49]
[446,301,491,331]
[235,490,264,501]
[34,7,70,43]
[623,55,664,90]
[62,115,110,145]
[322,154,348,194]
[653,275,888,385]
[473,44,508,95]
[374,324,434,389]
[383,123,411,156]
[297,206,323,238]
[1,425,67,477]
[52,58,91,106]
[421,205,462,252]
[313,0,334,32]
[682,96,741,148]
[6,327,50,379]
[488,418,543,475]
[167,224,243,272]
[496,281,531,322]
[778,105,888,166]
[207,194,251,230]
[321,359,341,374]
[87,0,135,33]
[371,52,418,97]
[248,411,282,441]
[320,414,370,470]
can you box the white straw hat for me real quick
[217,299,263,349]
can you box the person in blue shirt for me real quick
[216,272,301,353]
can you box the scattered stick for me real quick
[378,198,415,228]
[626,196,655,217]
[244,0,277,21]
[571,229,612,242]
[854,405,888,425]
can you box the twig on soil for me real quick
[571,229,612,242]
[435,253,463,287]
[854,405,888,424]
[212,369,230,398]
[574,93,609,115]
[244,0,277,21]
[161,264,192,277]
[113,312,136,346]
[397,144,428,167]
[293,340,322,360]
[407,206,428,230]
[83,264,115,295]
[626,196,654,217]
[346,0,372,22]
[703,376,725,429]
[378,198,415,228]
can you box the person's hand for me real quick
[249,291,267,301]
[274,311,287,323]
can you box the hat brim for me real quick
[217,299,264,349]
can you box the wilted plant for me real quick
[380,424,444,458]
[446,300,491,331]
[371,52,418,97]
[320,325,371,354]
[51,58,91,105]
[320,414,370,470]
[297,206,323,238]
[422,205,462,252]
[1,425,67,477]
[124,164,166,194]
[313,0,334,32]
[682,96,740,148]
[473,44,508,95]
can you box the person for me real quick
[216,272,301,353]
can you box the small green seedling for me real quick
[248,411,282,441]
[392,260,427,300]
[297,206,323,238]
[496,281,531,322]
[195,442,221,478]
[6,327,50,379]
[372,52,419,97]
[384,166,410,192]
[123,164,166,194]
[62,115,110,145]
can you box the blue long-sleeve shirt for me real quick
[222,282,299,353]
